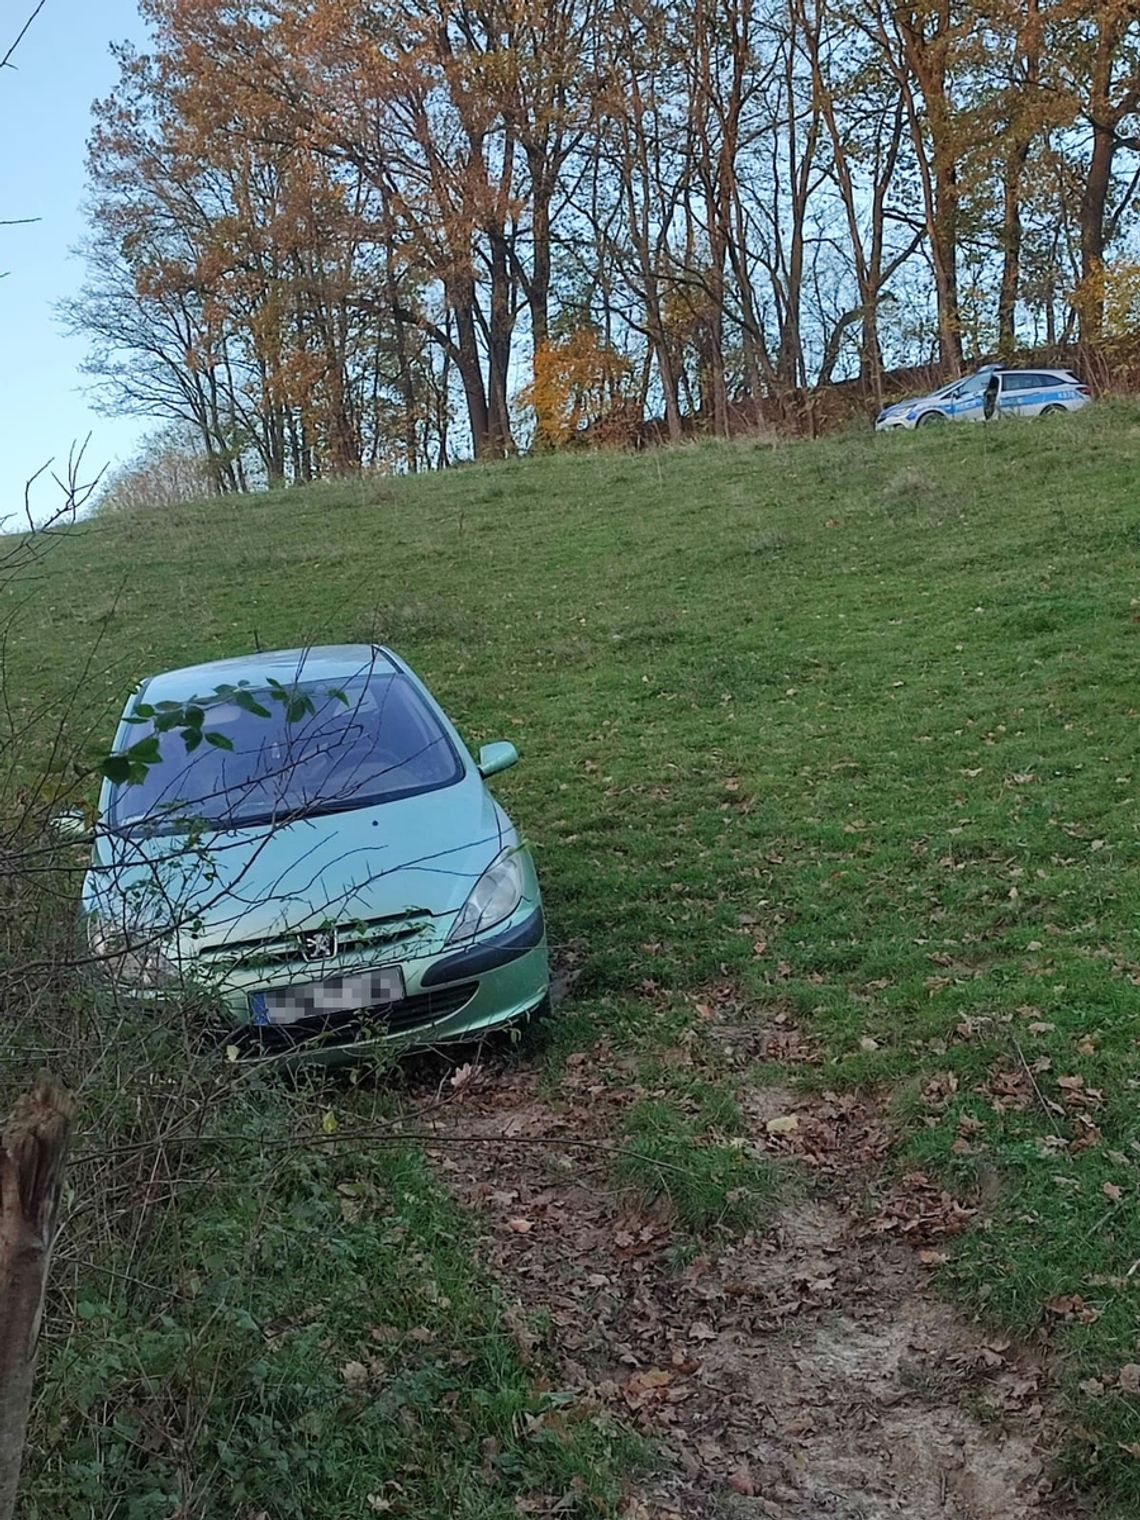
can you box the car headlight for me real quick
[88,916,178,988]
[445,849,525,946]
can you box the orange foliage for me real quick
[519,329,632,449]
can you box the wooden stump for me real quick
[0,1078,74,1520]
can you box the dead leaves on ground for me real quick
[865,1171,977,1244]
[414,1029,1063,1516]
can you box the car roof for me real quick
[140,645,401,703]
[989,366,1076,377]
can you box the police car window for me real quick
[1001,374,1029,391]
[1025,374,1054,388]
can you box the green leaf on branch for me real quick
[126,736,161,764]
[233,689,272,719]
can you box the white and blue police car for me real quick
[875,365,1091,431]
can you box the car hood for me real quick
[85,772,513,953]
[880,392,939,418]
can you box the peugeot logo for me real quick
[299,927,338,962]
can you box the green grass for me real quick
[9,402,1140,1509]
[616,1095,780,1233]
[25,1026,639,1519]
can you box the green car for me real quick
[81,645,549,1059]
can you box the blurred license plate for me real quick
[249,967,405,1026]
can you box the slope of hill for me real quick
[10,405,1140,1516]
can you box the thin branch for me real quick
[1,0,47,73]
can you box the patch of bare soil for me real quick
[419,1032,1079,1520]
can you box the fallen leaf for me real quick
[1045,1294,1100,1323]
[622,1367,673,1409]
[449,1062,481,1091]
[631,1368,671,1388]
[766,1115,799,1136]
[340,1360,369,1386]
[1104,1182,1123,1203]
[1119,1364,1140,1394]
[726,1468,755,1496]
[507,1217,535,1233]
[917,1249,949,1266]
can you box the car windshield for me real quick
[108,673,463,832]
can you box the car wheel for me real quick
[916,410,946,426]
[1040,404,1067,417]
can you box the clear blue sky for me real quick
[1,0,149,520]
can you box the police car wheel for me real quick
[916,411,945,426]
[1040,404,1066,417]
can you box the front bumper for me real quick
[223,907,549,1062]
[874,413,913,431]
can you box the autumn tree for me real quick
[66,0,1140,466]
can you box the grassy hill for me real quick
[10,406,1140,1515]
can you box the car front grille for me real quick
[194,910,436,971]
[229,981,479,1056]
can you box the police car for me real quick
[875,366,1091,431]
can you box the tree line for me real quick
[66,0,1140,486]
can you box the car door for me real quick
[948,372,988,423]
[998,372,1028,417]
[1016,374,1055,417]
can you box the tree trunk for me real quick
[0,1078,74,1520]
[931,159,962,369]
[486,227,517,457]
[528,165,553,353]
[382,218,419,474]
[1080,117,1114,338]
[997,143,1028,356]
[450,281,492,458]
[998,0,1039,358]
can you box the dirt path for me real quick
[418,1025,1078,1520]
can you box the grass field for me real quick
[9,404,1140,1514]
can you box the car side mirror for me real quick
[50,809,91,843]
[478,741,519,779]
